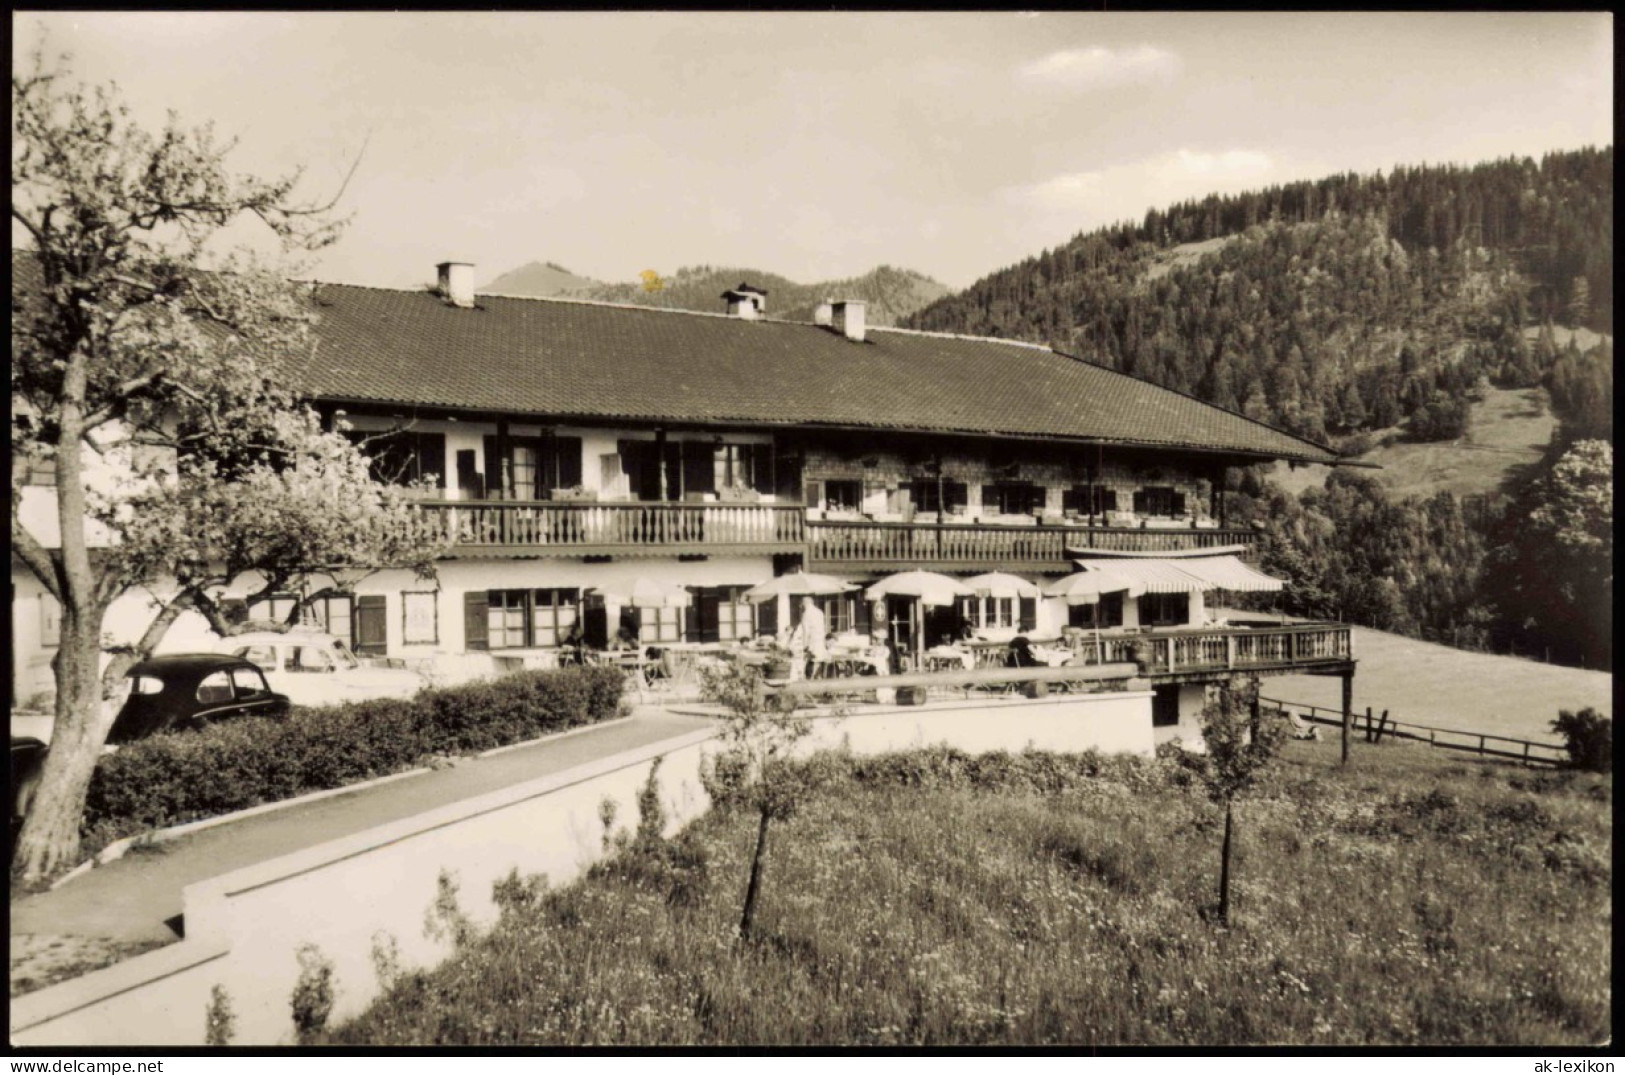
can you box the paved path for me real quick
[11,708,715,947]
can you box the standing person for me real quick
[789,595,828,679]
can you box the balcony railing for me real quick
[807,519,1258,570]
[1065,623,1353,675]
[418,500,806,553]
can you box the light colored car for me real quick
[220,629,427,707]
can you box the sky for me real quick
[12,11,1615,293]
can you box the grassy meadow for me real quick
[1268,623,1612,742]
[326,738,1610,1047]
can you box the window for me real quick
[959,596,1015,630]
[638,605,683,645]
[489,590,530,649]
[485,589,580,648]
[1139,593,1190,627]
[713,443,760,492]
[981,482,1043,516]
[1133,487,1186,517]
[814,594,854,635]
[290,645,335,673]
[696,587,756,643]
[822,480,862,512]
[235,645,281,672]
[402,591,439,645]
[530,589,580,647]
[345,430,445,489]
[1062,485,1118,516]
[911,480,968,515]
[196,671,235,705]
[231,667,272,699]
[1068,593,1124,629]
[129,675,164,696]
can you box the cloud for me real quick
[1001,148,1290,246]
[1016,45,1180,91]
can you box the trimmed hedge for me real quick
[84,665,625,834]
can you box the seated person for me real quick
[1006,636,1042,668]
[608,626,639,652]
[560,623,585,664]
[958,622,978,643]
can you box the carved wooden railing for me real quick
[417,501,806,550]
[807,519,1258,567]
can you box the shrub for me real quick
[1551,707,1612,773]
[83,666,623,834]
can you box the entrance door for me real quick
[886,597,918,667]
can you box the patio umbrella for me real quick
[962,571,1041,598]
[864,569,975,607]
[1042,566,1141,604]
[592,578,693,608]
[741,570,856,604]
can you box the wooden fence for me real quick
[1261,696,1569,767]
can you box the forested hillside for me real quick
[906,148,1611,449]
[585,264,948,326]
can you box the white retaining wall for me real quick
[12,689,1151,1047]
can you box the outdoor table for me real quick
[924,645,975,672]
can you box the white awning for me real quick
[1173,555,1286,593]
[1063,555,1285,594]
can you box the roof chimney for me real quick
[437,261,476,308]
[721,282,767,320]
[831,299,866,343]
[813,299,834,326]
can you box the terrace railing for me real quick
[1065,623,1353,675]
[417,500,806,553]
[807,519,1258,570]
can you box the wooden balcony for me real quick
[417,500,806,558]
[1066,622,1354,681]
[806,519,1259,574]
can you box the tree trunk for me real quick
[12,608,114,880]
[738,805,771,940]
[1217,801,1234,927]
[13,351,111,881]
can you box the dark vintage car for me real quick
[9,655,291,837]
[108,653,292,744]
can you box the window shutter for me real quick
[419,434,446,490]
[757,599,778,637]
[946,482,968,510]
[1173,491,1187,515]
[463,591,489,651]
[683,603,699,642]
[356,595,389,656]
[1102,488,1118,513]
[982,485,1000,513]
[483,436,501,499]
[1019,597,1037,632]
[750,445,774,494]
[555,437,583,490]
[803,480,824,508]
[1132,489,1147,514]
[1062,487,1081,514]
[854,597,871,638]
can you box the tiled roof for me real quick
[298,283,1341,464]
